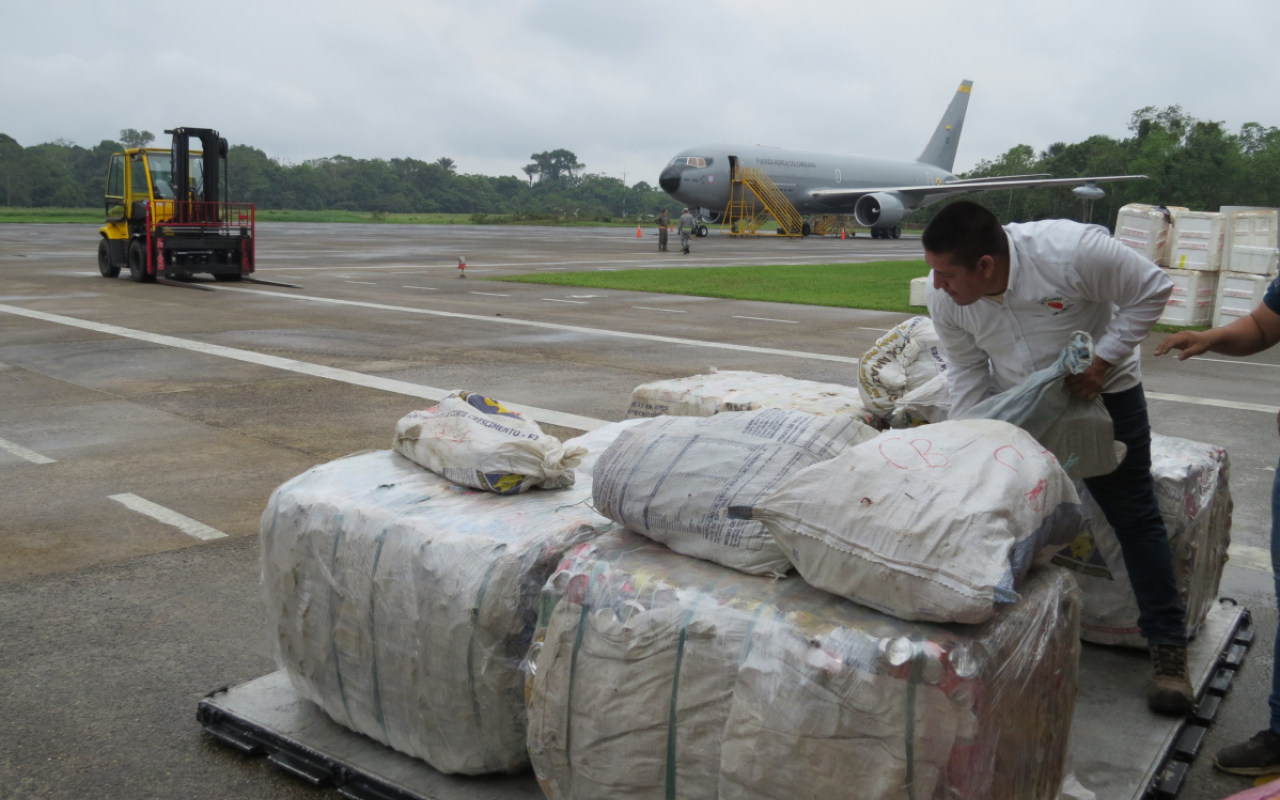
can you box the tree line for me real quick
[1,105,1277,225]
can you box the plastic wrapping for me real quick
[1050,433,1231,647]
[260,449,617,774]
[1168,210,1225,272]
[889,371,952,428]
[1224,209,1280,275]
[1114,204,1185,266]
[1160,267,1217,327]
[526,531,1082,800]
[591,409,877,577]
[392,392,585,494]
[1214,271,1273,327]
[858,316,948,421]
[736,419,1082,624]
[626,369,874,425]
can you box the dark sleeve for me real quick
[1265,276,1280,316]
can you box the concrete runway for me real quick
[0,222,1275,799]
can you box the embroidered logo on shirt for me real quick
[1039,296,1073,315]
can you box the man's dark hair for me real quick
[921,200,1008,268]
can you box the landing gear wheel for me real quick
[801,221,812,237]
[695,224,708,238]
[890,226,901,239]
[127,240,154,283]
[98,239,119,278]
[871,228,883,239]
[214,273,243,282]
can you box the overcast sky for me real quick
[4,0,1277,184]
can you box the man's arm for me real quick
[1069,226,1174,368]
[926,287,995,416]
[1155,302,1280,359]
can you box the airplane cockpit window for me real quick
[667,157,713,168]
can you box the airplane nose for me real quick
[659,165,685,194]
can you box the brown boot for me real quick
[1148,644,1194,716]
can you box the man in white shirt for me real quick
[924,200,1192,716]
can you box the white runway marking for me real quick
[536,267,568,271]
[856,327,890,333]
[1191,357,1280,370]
[633,307,686,313]
[211,289,864,364]
[109,493,227,541]
[733,315,798,324]
[469,292,511,297]
[344,281,377,285]
[1227,543,1272,574]
[0,436,55,465]
[544,298,587,304]
[402,286,438,290]
[0,303,608,431]
[1146,391,1278,415]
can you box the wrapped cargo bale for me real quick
[261,449,617,774]
[888,371,951,427]
[625,369,874,426]
[1050,434,1231,647]
[393,391,586,494]
[1114,204,1185,266]
[1168,210,1225,272]
[736,419,1081,623]
[591,409,877,577]
[858,316,947,422]
[1224,209,1280,275]
[526,532,1082,800]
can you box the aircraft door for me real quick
[728,155,738,181]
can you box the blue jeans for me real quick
[1268,457,1280,733]
[1081,385,1187,646]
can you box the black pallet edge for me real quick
[197,699,422,800]
[1223,643,1248,670]
[1207,667,1234,697]
[1173,725,1208,762]
[1192,694,1222,726]
[1152,759,1189,799]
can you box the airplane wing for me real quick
[809,174,1145,202]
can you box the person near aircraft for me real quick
[678,208,695,254]
[656,209,669,252]
[923,200,1193,716]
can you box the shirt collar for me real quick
[1004,228,1020,295]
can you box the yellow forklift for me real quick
[96,127,296,289]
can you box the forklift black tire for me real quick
[98,239,120,278]
[128,240,154,283]
[891,226,902,239]
[213,273,243,282]
[801,222,812,237]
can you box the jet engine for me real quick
[854,192,908,228]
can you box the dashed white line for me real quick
[1146,392,1279,415]
[0,436,55,465]
[856,327,890,333]
[1191,357,1280,369]
[544,298,587,304]
[536,267,568,271]
[402,286,438,291]
[0,303,608,431]
[633,307,686,314]
[345,281,377,285]
[109,493,227,541]
[733,315,799,324]
[469,292,511,297]
[1227,543,1272,574]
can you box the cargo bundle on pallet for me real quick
[1114,204,1185,266]
[1167,210,1225,272]
[1159,267,1217,326]
[1224,209,1280,276]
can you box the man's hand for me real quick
[1064,356,1112,401]
[1154,331,1211,361]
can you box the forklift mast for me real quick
[166,127,228,205]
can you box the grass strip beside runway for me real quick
[492,260,932,312]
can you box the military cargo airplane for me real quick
[658,80,1142,238]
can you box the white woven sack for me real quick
[393,391,585,494]
[738,419,1081,623]
[858,316,948,421]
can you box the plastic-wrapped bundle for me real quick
[1050,433,1232,647]
[626,369,874,425]
[591,409,877,577]
[526,532,1081,800]
[736,419,1081,624]
[858,316,948,422]
[261,449,616,774]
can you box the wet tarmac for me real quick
[0,222,1275,799]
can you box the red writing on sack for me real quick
[1024,479,1048,512]
[994,445,1025,472]
[879,438,949,470]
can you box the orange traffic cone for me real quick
[636,225,643,238]
[457,256,467,278]
[840,229,846,239]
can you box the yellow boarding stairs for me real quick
[720,166,805,237]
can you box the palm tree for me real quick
[435,157,456,173]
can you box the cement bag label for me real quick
[393,391,586,494]
[590,409,878,576]
[858,316,947,421]
[737,419,1081,623]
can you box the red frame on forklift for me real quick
[143,200,256,277]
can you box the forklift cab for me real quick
[103,148,204,225]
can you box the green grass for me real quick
[492,260,933,313]
[0,207,103,223]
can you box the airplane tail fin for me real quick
[917,80,972,172]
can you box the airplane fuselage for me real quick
[659,144,957,222]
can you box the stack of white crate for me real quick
[1114,204,1185,266]
[1213,209,1279,327]
[1160,211,1224,326]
